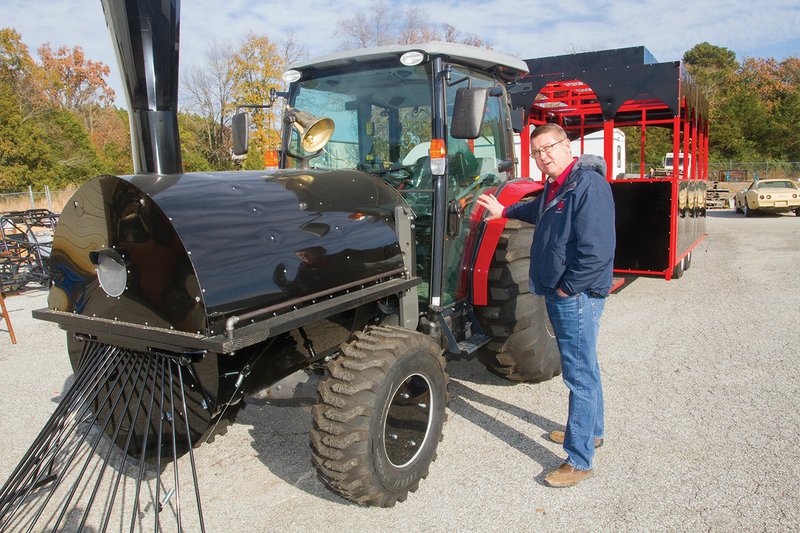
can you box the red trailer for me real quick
[509,46,708,281]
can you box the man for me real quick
[477,123,615,488]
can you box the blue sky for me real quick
[5,0,800,107]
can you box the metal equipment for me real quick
[0,209,58,292]
[0,0,564,527]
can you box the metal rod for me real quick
[50,348,140,530]
[0,343,118,525]
[178,364,205,533]
[154,355,166,533]
[130,350,160,533]
[167,361,181,530]
[0,343,112,513]
[20,347,127,529]
[429,56,447,311]
[101,352,154,531]
[0,343,206,531]
[76,350,148,531]
[225,267,407,339]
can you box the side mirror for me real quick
[232,112,249,156]
[450,87,488,139]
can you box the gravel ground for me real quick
[1,209,799,532]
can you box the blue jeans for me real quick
[544,290,605,470]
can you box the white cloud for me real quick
[4,0,799,108]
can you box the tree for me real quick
[91,107,132,175]
[397,8,440,44]
[179,111,215,172]
[337,3,492,49]
[36,43,116,150]
[682,43,748,160]
[683,42,737,71]
[230,33,287,165]
[182,40,236,167]
[0,78,52,189]
[0,28,46,112]
[738,56,800,160]
[338,1,395,48]
[37,44,115,110]
[0,28,36,81]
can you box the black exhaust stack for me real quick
[102,0,182,174]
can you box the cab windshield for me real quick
[288,64,433,175]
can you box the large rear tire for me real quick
[476,220,561,382]
[311,326,448,507]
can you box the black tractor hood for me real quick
[40,169,410,349]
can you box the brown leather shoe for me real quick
[544,463,594,488]
[548,430,603,448]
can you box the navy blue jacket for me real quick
[505,155,616,296]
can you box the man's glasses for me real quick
[531,138,567,159]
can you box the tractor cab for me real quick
[235,43,528,308]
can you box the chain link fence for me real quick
[0,187,76,214]
[627,161,800,182]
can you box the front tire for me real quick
[476,220,561,382]
[311,326,447,507]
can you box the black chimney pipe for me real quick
[101,0,182,174]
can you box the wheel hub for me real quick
[383,374,432,467]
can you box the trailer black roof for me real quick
[509,46,708,130]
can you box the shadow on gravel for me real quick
[707,209,798,219]
[239,398,346,505]
[447,380,564,485]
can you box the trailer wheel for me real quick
[311,326,448,507]
[672,256,685,279]
[476,220,561,382]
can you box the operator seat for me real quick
[448,140,479,190]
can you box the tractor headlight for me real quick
[89,248,128,297]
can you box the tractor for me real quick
[0,0,559,528]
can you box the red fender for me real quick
[469,179,544,306]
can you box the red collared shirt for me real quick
[545,157,577,204]
[501,157,578,218]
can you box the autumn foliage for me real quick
[1,27,799,193]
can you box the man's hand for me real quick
[477,193,505,221]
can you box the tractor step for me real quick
[439,302,492,359]
[456,333,491,356]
